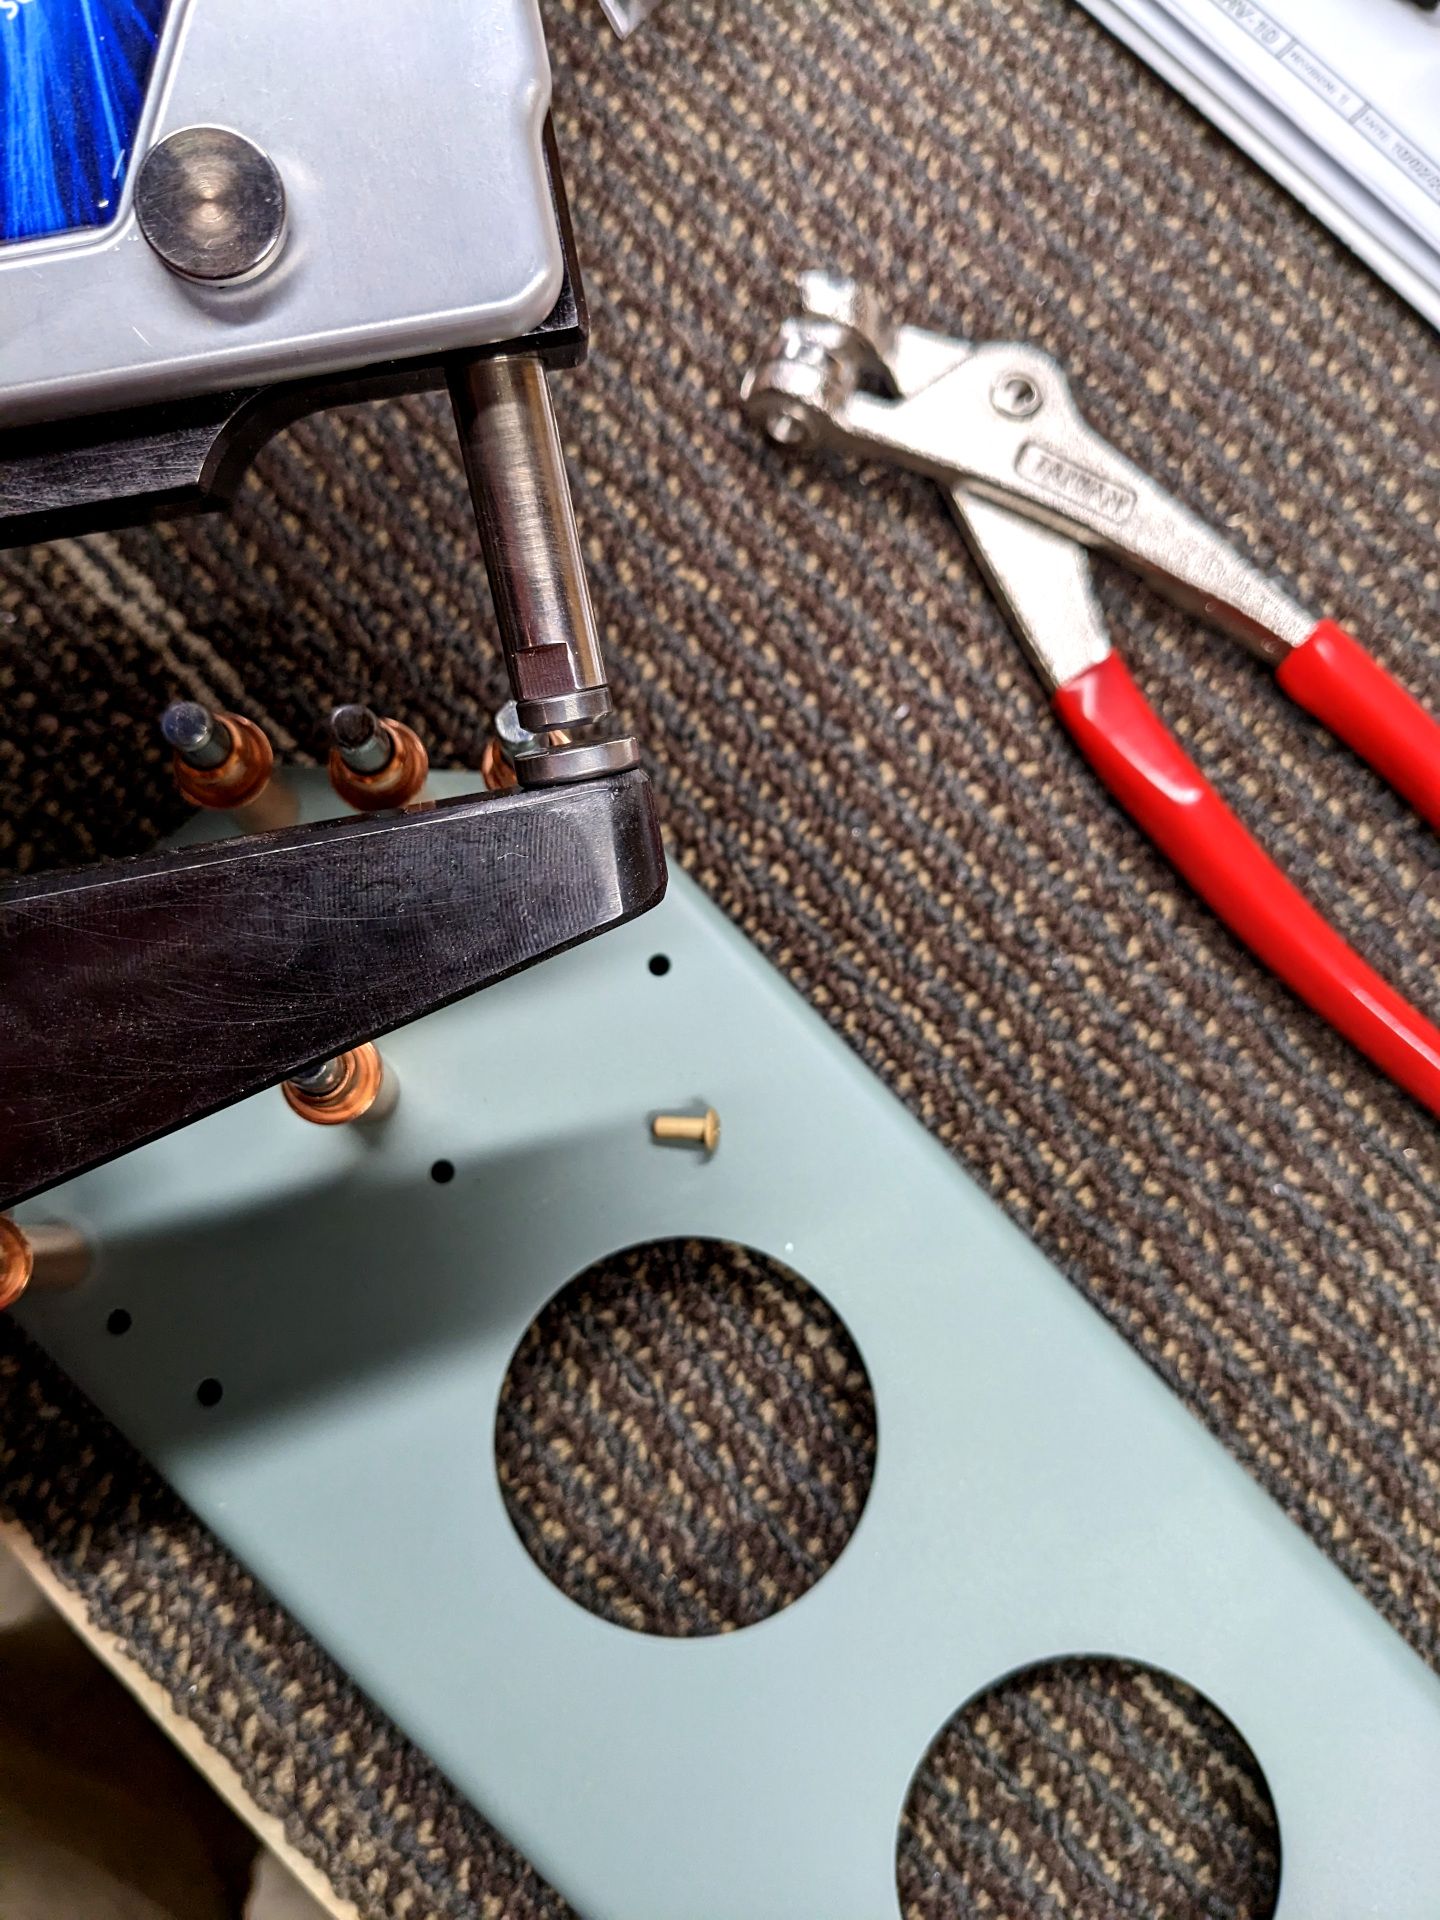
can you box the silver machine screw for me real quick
[136,127,287,284]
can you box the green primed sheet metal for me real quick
[16,773,1440,1917]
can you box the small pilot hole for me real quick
[106,1309,132,1337]
[195,1378,224,1409]
[648,953,671,976]
[430,1159,455,1185]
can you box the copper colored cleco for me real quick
[173,711,276,810]
[480,737,520,792]
[0,1219,92,1309]
[281,1044,398,1126]
[0,1216,33,1313]
[328,721,429,811]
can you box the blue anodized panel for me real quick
[1,0,172,245]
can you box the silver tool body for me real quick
[0,0,563,429]
[743,272,1312,690]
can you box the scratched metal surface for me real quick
[0,775,663,1204]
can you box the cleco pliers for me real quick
[743,274,1440,1116]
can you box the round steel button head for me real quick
[136,127,287,284]
[161,699,230,770]
[329,704,394,776]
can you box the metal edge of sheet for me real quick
[1079,0,1440,332]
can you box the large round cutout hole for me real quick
[898,1657,1280,1919]
[495,1237,877,1636]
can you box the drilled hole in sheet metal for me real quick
[897,1657,1280,1920]
[494,1238,876,1636]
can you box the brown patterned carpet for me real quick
[2,0,1438,1913]
[495,1240,879,1640]
[898,1660,1280,1920]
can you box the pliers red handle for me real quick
[743,275,1440,1115]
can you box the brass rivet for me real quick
[651,1108,720,1154]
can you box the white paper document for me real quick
[1080,0,1440,328]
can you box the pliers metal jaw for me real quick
[743,273,1440,1117]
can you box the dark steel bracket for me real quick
[0,771,665,1208]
